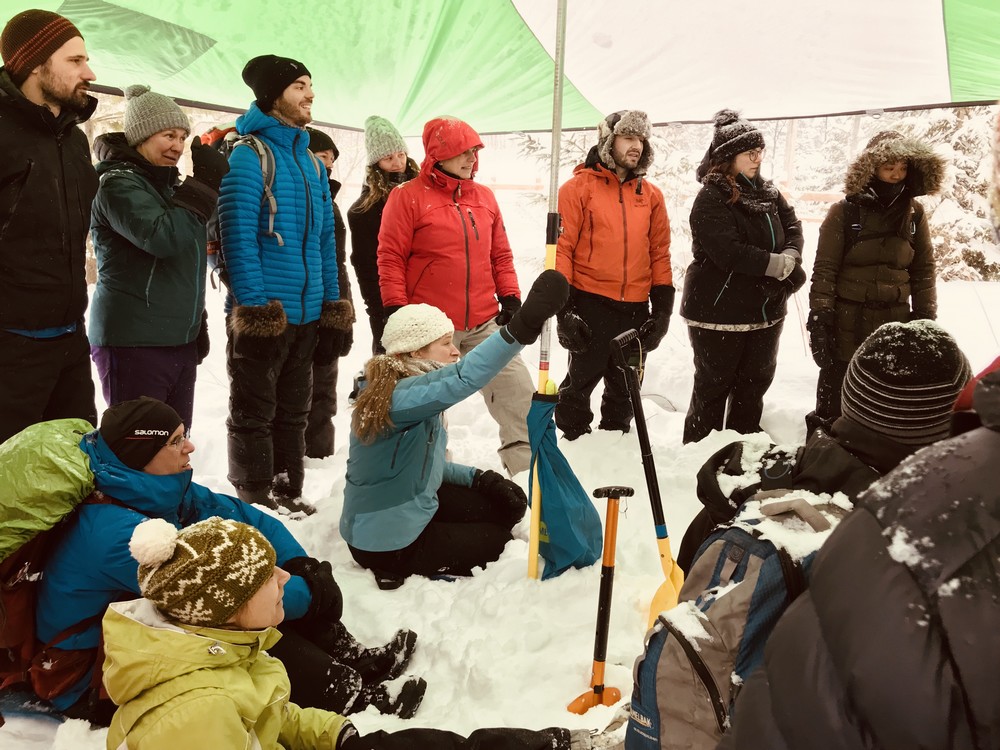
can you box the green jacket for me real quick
[102,600,350,750]
[89,133,207,347]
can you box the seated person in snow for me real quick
[678,320,971,572]
[36,397,422,725]
[340,270,569,582]
[106,516,621,750]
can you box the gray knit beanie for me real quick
[841,320,971,446]
[365,115,407,166]
[124,84,190,147]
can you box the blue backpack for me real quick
[625,493,844,750]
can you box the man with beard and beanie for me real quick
[34,397,423,725]
[0,9,98,443]
[807,130,946,434]
[377,116,534,476]
[680,109,806,444]
[218,55,349,514]
[554,110,673,440]
[304,126,355,459]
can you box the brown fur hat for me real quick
[844,130,946,198]
[229,300,287,338]
[596,110,654,175]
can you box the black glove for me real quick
[196,309,210,364]
[638,285,675,351]
[316,300,355,365]
[190,136,230,192]
[231,301,287,361]
[556,307,592,353]
[807,308,836,370]
[494,295,521,326]
[472,469,528,526]
[785,264,807,293]
[315,328,346,365]
[505,270,570,345]
[282,556,343,625]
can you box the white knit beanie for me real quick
[124,84,190,147]
[365,115,407,166]
[381,304,454,355]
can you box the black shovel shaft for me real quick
[594,564,615,662]
[611,330,667,528]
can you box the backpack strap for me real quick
[842,201,862,252]
[233,135,283,247]
[775,547,807,605]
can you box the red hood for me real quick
[421,116,484,182]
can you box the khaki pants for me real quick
[452,320,533,475]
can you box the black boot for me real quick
[317,622,418,683]
[271,472,317,516]
[359,676,427,719]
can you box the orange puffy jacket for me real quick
[555,158,672,302]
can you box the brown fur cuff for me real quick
[231,300,287,338]
[320,299,356,330]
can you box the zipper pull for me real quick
[467,210,479,240]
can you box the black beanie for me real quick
[306,126,337,159]
[708,109,765,163]
[242,54,311,113]
[100,397,183,470]
[841,321,971,446]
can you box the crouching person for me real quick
[105,518,620,750]
[37,397,421,725]
[342,271,569,584]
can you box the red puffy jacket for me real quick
[377,117,521,330]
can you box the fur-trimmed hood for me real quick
[844,131,946,198]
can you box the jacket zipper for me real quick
[144,260,157,308]
[619,182,629,301]
[466,209,479,240]
[660,616,728,733]
[293,131,311,326]
[454,203,471,330]
[0,160,34,243]
[586,213,595,262]
[419,430,434,480]
[389,433,404,469]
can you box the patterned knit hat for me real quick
[596,110,654,175]
[382,303,454,355]
[307,126,338,159]
[242,54,311,113]
[707,108,765,163]
[1,9,82,85]
[365,115,408,166]
[841,320,971,446]
[123,84,190,147]
[131,517,276,627]
[100,397,183,470]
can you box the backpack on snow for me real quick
[0,419,100,721]
[624,488,848,750]
[200,125,325,291]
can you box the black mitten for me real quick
[556,307,592,353]
[316,299,355,365]
[638,285,675,351]
[505,270,570,345]
[807,308,836,369]
[283,556,343,625]
[472,469,528,525]
[196,309,210,364]
[494,295,521,326]
[231,301,287,361]
[190,136,230,192]
[786,264,807,293]
[383,304,404,325]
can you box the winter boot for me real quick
[359,676,427,719]
[235,484,279,511]
[317,622,418,683]
[270,473,316,516]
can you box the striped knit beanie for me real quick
[841,321,971,446]
[1,9,82,85]
[130,517,276,627]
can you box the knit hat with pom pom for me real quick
[130,517,276,627]
[707,108,765,163]
[381,303,454,355]
[123,84,190,147]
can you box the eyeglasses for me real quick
[745,148,766,162]
[165,434,188,451]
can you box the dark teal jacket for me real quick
[88,133,207,347]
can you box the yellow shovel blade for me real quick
[647,536,684,628]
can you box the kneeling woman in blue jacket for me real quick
[341,271,568,580]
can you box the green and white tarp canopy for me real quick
[2,0,998,133]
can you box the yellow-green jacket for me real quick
[102,600,350,750]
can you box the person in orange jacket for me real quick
[554,110,674,440]
[376,116,533,476]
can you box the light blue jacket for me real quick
[36,431,310,710]
[218,103,338,323]
[341,329,524,551]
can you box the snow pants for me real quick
[91,342,198,430]
[305,358,339,459]
[452,320,533,476]
[0,325,96,443]
[268,622,365,714]
[683,321,783,444]
[226,320,317,499]
[348,483,515,578]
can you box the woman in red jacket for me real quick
[376,117,533,476]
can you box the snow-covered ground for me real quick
[4,185,999,748]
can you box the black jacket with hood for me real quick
[0,68,98,330]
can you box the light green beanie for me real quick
[365,114,407,166]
